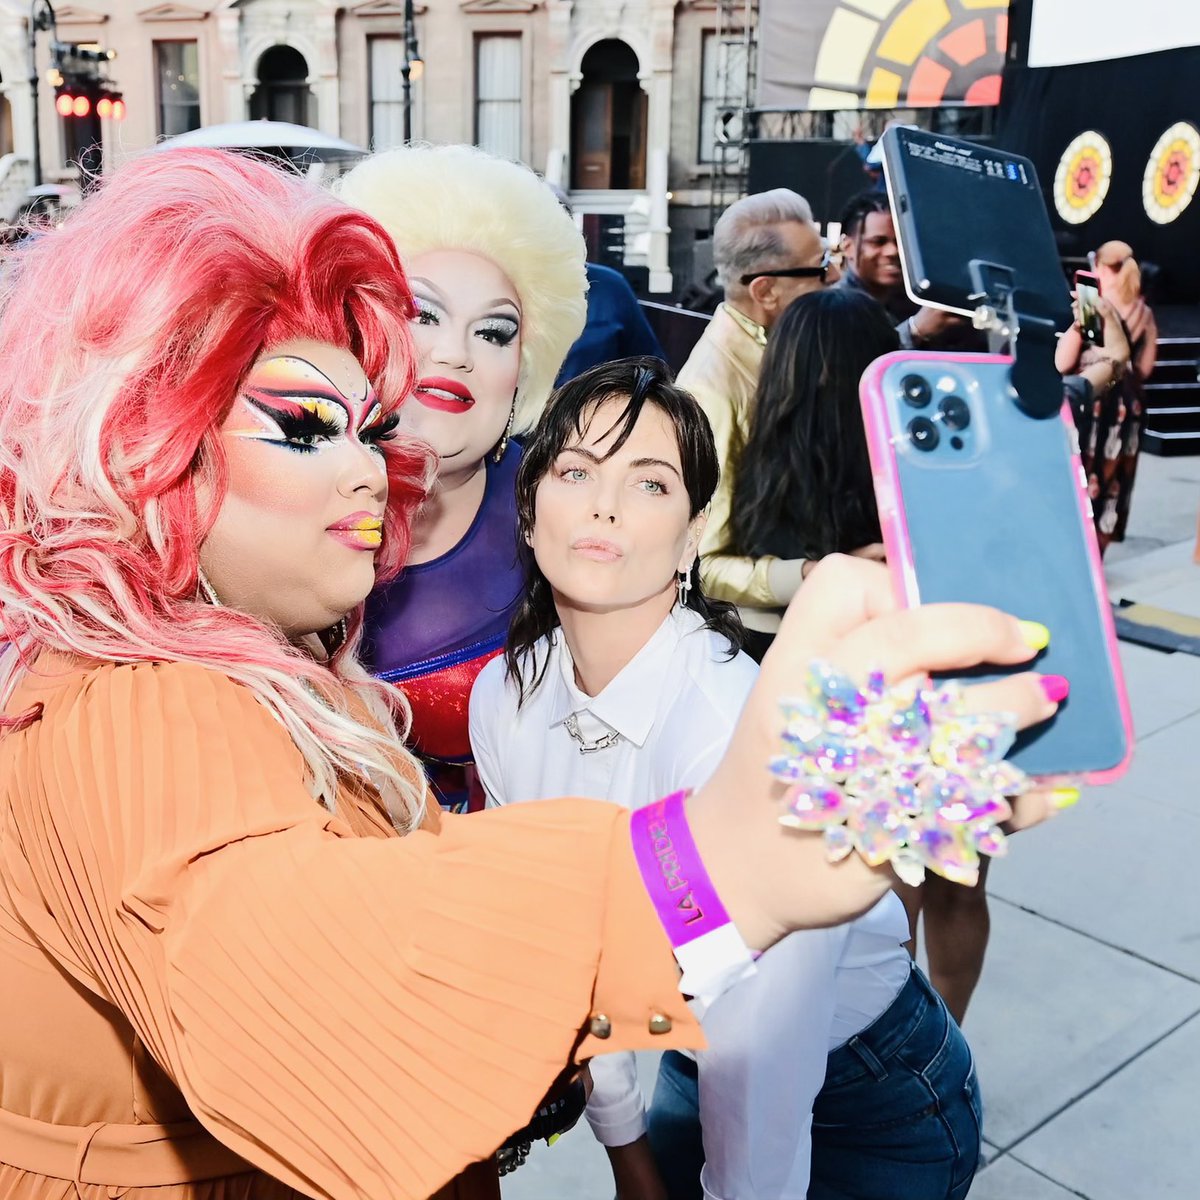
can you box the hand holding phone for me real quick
[1074,270,1103,343]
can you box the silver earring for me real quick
[197,567,222,607]
[493,397,517,464]
[676,569,692,607]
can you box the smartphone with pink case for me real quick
[860,349,1133,783]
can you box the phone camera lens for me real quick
[939,396,970,430]
[901,374,932,408]
[908,416,939,451]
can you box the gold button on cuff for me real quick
[648,1013,672,1035]
[589,1014,612,1039]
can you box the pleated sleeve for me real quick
[1,660,700,1200]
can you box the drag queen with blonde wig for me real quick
[0,147,1066,1200]
[337,145,587,812]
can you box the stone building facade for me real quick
[0,0,754,294]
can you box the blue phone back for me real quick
[875,354,1129,778]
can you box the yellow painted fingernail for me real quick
[1019,620,1051,651]
[1052,786,1080,810]
[547,1134,561,1147]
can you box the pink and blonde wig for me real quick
[0,148,433,827]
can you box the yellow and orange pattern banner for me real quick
[759,0,1009,110]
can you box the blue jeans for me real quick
[809,967,982,1200]
[645,968,982,1200]
[646,1050,706,1200]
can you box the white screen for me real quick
[1028,0,1200,67]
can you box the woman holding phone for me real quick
[1056,241,1154,553]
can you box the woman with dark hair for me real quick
[470,358,747,1200]
[504,356,744,696]
[733,287,898,663]
[470,357,983,1200]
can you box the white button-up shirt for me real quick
[469,606,911,1197]
[471,605,754,817]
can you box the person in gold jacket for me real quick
[676,190,842,660]
[0,149,1065,1200]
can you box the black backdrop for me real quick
[747,141,876,229]
[995,0,1200,303]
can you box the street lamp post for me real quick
[27,0,56,187]
[401,0,422,144]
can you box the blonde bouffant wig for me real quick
[337,144,588,435]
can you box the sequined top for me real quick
[362,447,525,809]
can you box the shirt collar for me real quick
[722,302,769,348]
[546,608,700,748]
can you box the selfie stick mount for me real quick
[966,260,1063,419]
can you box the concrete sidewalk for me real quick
[506,454,1200,1200]
[970,453,1200,1199]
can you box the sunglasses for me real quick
[740,248,837,287]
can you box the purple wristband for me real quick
[630,791,732,949]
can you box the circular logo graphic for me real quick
[1053,131,1112,225]
[1143,121,1200,225]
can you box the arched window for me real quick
[570,39,647,191]
[250,45,313,127]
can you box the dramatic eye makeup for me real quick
[239,395,343,454]
[230,355,386,455]
[411,295,441,326]
[408,284,520,348]
[475,313,520,347]
[360,408,401,449]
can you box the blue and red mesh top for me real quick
[362,446,525,811]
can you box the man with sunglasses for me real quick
[677,189,839,641]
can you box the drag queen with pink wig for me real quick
[0,148,1063,1200]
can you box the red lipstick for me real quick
[415,376,475,414]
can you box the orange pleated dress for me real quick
[0,655,701,1200]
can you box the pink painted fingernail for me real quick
[1040,674,1070,703]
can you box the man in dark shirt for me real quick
[836,191,975,349]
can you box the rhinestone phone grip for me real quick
[772,662,1030,887]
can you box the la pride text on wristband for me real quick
[629,791,755,1005]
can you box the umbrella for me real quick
[156,120,367,165]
